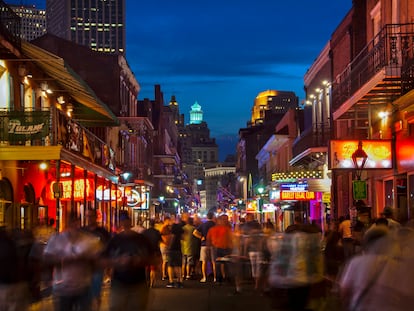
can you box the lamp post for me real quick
[159,195,165,216]
[351,141,369,203]
[257,185,264,224]
[351,141,368,180]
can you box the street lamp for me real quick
[158,195,165,215]
[351,141,369,202]
[351,141,368,180]
[257,185,265,224]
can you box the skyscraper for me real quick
[8,4,46,41]
[46,0,125,54]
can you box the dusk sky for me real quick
[10,0,352,140]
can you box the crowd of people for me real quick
[2,206,414,311]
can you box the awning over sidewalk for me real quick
[21,41,118,125]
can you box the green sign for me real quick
[353,180,367,200]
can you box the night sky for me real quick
[8,0,352,155]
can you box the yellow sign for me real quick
[322,193,331,203]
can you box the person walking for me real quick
[206,214,233,283]
[338,214,354,260]
[43,214,103,311]
[159,217,173,281]
[82,208,111,311]
[166,217,184,288]
[0,227,31,311]
[142,219,162,288]
[379,206,401,230]
[241,213,264,290]
[193,211,216,282]
[103,211,155,311]
[181,214,196,280]
[268,220,324,311]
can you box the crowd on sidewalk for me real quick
[2,206,414,311]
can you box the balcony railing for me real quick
[292,123,331,158]
[332,23,414,111]
[0,109,115,172]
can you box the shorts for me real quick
[167,250,182,267]
[182,254,194,266]
[199,246,215,262]
[160,244,168,262]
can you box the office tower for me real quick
[8,3,46,41]
[46,0,125,54]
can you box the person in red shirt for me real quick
[206,214,233,282]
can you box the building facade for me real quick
[46,0,125,54]
[317,0,414,223]
[8,3,46,41]
[0,5,120,231]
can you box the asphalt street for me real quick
[29,278,279,311]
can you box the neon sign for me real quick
[50,179,92,200]
[96,185,122,201]
[330,140,392,169]
[280,191,316,201]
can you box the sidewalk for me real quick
[30,278,277,311]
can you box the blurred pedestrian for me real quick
[241,213,265,291]
[142,219,162,288]
[166,217,184,288]
[159,217,172,281]
[339,226,395,310]
[0,227,31,311]
[207,214,233,283]
[82,208,111,311]
[44,214,103,311]
[379,206,401,230]
[104,211,154,311]
[338,214,354,260]
[181,214,196,280]
[268,221,324,311]
[193,211,216,282]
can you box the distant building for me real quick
[236,89,301,194]
[250,90,298,126]
[205,166,236,212]
[46,0,125,54]
[8,3,46,41]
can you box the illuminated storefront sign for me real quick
[397,138,414,169]
[119,186,150,209]
[96,185,122,201]
[280,191,316,200]
[330,140,392,169]
[280,182,308,191]
[49,179,93,200]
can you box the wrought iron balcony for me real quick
[0,108,115,172]
[332,23,414,120]
[292,123,331,159]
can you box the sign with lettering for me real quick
[49,179,93,201]
[2,111,51,143]
[352,180,367,200]
[330,140,392,169]
[280,191,316,201]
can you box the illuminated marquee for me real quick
[50,179,93,200]
[96,185,122,201]
[280,191,316,201]
[330,140,392,169]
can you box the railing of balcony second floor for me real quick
[332,23,414,111]
[0,108,115,172]
[0,0,21,49]
[401,34,414,95]
[292,123,331,158]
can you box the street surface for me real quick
[29,278,278,311]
